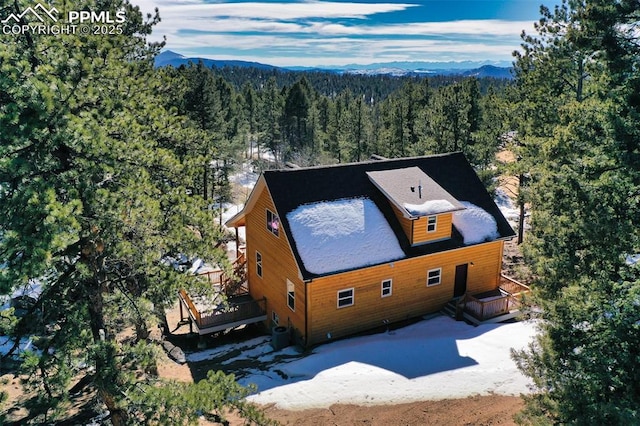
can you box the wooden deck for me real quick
[454,274,530,325]
[176,249,267,336]
[178,290,267,335]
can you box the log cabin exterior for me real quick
[226,152,516,347]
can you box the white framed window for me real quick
[272,311,279,325]
[266,209,280,237]
[381,279,392,297]
[287,279,295,311]
[427,215,437,233]
[427,268,442,286]
[256,251,263,278]
[337,288,354,308]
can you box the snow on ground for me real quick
[229,161,259,190]
[403,199,456,216]
[221,202,246,242]
[286,197,405,275]
[187,315,537,411]
[495,187,520,228]
[627,254,640,266]
[1,280,42,357]
[452,202,500,245]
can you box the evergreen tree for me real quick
[282,77,313,158]
[258,77,283,165]
[512,1,640,423]
[0,0,272,423]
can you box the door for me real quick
[454,263,468,298]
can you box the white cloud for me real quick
[140,0,416,20]
[135,0,533,66]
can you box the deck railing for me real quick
[179,288,202,325]
[462,294,512,321]
[459,275,530,322]
[195,251,248,296]
[198,269,225,285]
[199,297,266,328]
[178,289,266,331]
[499,274,530,297]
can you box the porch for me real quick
[177,248,267,336]
[447,274,531,325]
[178,290,266,336]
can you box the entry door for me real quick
[454,264,468,298]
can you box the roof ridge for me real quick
[264,152,462,174]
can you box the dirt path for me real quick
[260,395,523,426]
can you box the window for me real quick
[337,288,354,308]
[427,215,437,233]
[256,251,263,278]
[287,279,295,311]
[381,279,392,297]
[427,268,442,287]
[272,311,279,325]
[266,209,280,237]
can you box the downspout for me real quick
[304,278,311,347]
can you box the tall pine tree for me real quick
[0,0,272,423]
[512,1,640,423]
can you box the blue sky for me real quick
[137,0,560,67]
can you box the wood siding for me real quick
[391,202,413,241]
[389,203,453,245]
[413,212,453,244]
[245,186,307,342]
[306,240,504,345]
[243,183,506,347]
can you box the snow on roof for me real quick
[452,201,500,245]
[403,199,456,216]
[287,197,405,275]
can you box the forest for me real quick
[159,62,513,205]
[1,0,639,425]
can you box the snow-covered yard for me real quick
[187,315,538,411]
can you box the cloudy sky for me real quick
[135,0,559,67]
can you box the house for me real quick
[225,152,518,347]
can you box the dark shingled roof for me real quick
[262,152,515,280]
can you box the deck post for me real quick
[235,228,239,257]
[197,336,207,349]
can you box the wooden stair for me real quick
[441,299,460,319]
[220,253,248,297]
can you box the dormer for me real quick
[367,167,465,246]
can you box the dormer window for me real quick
[427,215,437,232]
[366,167,464,245]
[267,209,280,237]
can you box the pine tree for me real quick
[0,0,272,423]
[511,1,640,423]
[258,77,284,165]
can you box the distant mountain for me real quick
[155,50,513,79]
[154,50,280,70]
[340,65,513,79]
[461,65,513,79]
[328,59,512,71]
